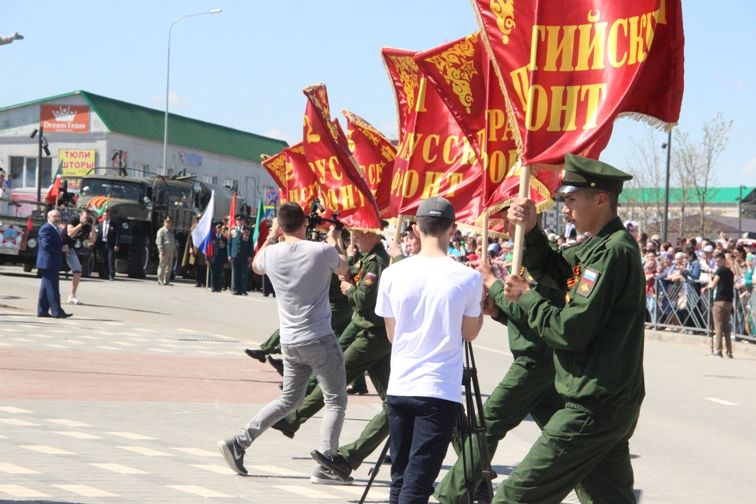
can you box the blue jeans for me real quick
[237,334,347,455]
[388,395,460,504]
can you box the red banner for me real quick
[473,0,684,165]
[343,110,396,219]
[40,105,90,133]
[415,33,557,215]
[302,84,382,231]
[383,47,484,224]
[262,143,318,211]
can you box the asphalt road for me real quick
[1,265,755,503]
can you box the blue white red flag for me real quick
[192,190,215,256]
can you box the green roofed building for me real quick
[618,186,756,239]
[0,90,288,208]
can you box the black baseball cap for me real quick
[416,196,455,221]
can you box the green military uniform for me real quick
[435,281,564,504]
[494,154,644,504]
[275,242,391,462]
[228,224,251,295]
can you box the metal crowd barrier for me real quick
[646,278,756,343]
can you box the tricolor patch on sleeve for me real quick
[577,267,599,298]
[363,272,378,286]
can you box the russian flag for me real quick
[191,190,215,256]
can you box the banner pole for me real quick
[390,215,405,265]
[205,253,211,291]
[481,214,489,258]
[510,164,530,275]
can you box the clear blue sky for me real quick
[3,0,754,187]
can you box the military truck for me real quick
[0,198,44,272]
[76,173,238,279]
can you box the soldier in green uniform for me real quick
[227,215,251,295]
[434,275,564,504]
[496,154,644,503]
[273,229,391,464]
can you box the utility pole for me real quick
[36,126,43,203]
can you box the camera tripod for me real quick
[358,341,494,504]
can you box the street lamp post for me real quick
[661,128,672,242]
[162,9,222,176]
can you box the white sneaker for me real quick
[68,296,83,305]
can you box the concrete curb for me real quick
[645,327,756,355]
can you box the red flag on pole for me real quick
[382,47,484,225]
[302,84,381,231]
[343,110,396,219]
[262,143,319,210]
[227,192,237,229]
[472,0,684,165]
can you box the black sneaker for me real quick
[271,419,296,439]
[310,450,352,480]
[53,312,73,319]
[267,356,284,376]
[309,465,354,485]
[244,348,267,363]
[217,437,247,475]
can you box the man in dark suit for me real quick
[36,209,71,319]
[209,222,228,292]
[97,208,119,280]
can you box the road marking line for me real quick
[97,345,121,351]
[167,485,232,498]
[45,344,67,349]
[90,463,148,474]
[0,418,39,426]
[53,484,118,497]
[0,342,15,347]
[10,337,33,343]
[272,485,338,498]
[47,418,92,427]
[330,486,390,498]
[107,431,155,440]
[191,464,236,475]
[0,484,49,498]
[173,447,218,457]
[247,464,309,477]
[113,341,137,347]
[63,339,85,345]
[77,335,102,340]
[54,430,104,440]
[0,463,40,474]
[118,445,173,456]
[0,406,33,414]
[21,445,74,455]
[149,348,171,353]
[473,344,513,357]
[705,397,738,406]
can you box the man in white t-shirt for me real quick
[218,202,351,484]
[375,196,484,503]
